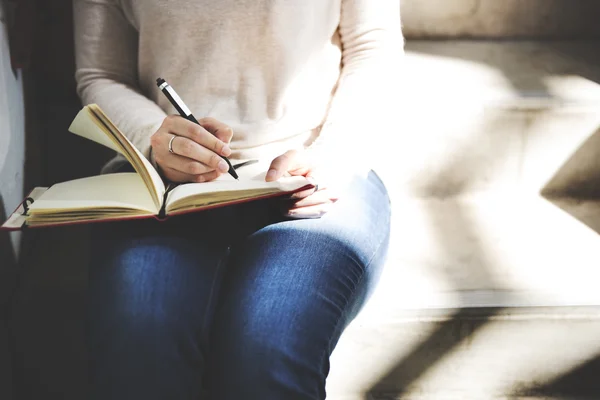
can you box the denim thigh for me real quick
[88,215,232,400]
[208,171,391,400]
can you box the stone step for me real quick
[330,308,600,400]
[375,40,600,198]
[401,0,600,39]
[334,39,600,398]
[326,194,600,399]
[352,194,600,320]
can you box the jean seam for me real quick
[200,247,228,340]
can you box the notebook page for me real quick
[165,162,311,213]
[29,173,158,214]
[89,105,166,201]
[68,105,166,209]
[68,106,122,152]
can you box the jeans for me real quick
[88,170,391,400]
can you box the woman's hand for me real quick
[150,115,233,183]
[266,150,339,218]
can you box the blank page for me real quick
[29,173,158,214]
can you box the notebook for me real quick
[1,104,313,230]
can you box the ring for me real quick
[168,135,177,154]
[313,184,319,194]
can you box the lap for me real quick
[88,213,232,345]
[90,170,390,335]
[87,213,236,399]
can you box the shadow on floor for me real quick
[538,120,600,238]
[366,308,502,399]
[368,39,600,397]
[513,354,600,400]
[365,197,507,398]
[367,112,511,397]
[541,125,600,200]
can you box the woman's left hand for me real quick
[266,150,339,218]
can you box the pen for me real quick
[156,77,238,180]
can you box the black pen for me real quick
[156,77,238,180]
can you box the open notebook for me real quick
[1,104,313,230]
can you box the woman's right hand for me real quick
[150,115,234,183]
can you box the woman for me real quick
[74,1,402,399]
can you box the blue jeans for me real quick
[88,171,391,400]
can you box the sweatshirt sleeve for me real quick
[73,0,166,166]
[304,0,404,175]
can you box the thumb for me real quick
[266,150,300,182]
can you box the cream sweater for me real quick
[73,0,403,174]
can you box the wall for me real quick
[401,0,600,39]
[0,0,24,253]
[0,1,24,399]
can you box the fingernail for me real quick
[222,145,231,156]
[218,160,229,172]
[266,169,277,181]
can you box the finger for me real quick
[266,150,301,182]
[162,166,222,184]
[170,136,231,173]
[154,145,214,175]
[163,115,231,157]
[281,155,314,179]
[289,182,326,200]
[285,203,332,219]
[290,189,338,209]
[162,166,198,183]
[199,117,234,144]
[287,187,315,201]
[194,169,222,183]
